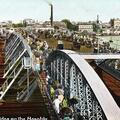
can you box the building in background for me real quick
[113,18,120,28]
[0,21,13,28]
[78,22,93,33]
[53,21,67,29]
[23,19,35,26]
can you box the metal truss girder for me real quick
[3,32,36,102]
[4,49,27,78]
[0,65,24,100]
[46,50,120,120]
[64,60,69,88]
[56,58,60,81]
[60,59,64,85]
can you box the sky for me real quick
[0,0,120,22]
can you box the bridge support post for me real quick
[27,68,30,97]
[23,57,32,99]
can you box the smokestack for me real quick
[97,14,99,24]
[50,4,53,27]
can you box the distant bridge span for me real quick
[46,50,120,120]
[77,54,120,59]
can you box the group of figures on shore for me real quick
[19,28,120,53]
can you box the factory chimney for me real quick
[50,4,53,27]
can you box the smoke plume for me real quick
[44,0,52,5]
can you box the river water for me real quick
[99,36,120,50]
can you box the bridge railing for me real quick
[0,59,24,99]
[5,33,18,53]
[5,35,19,57]
[1,32,33,100]
[5,38,24,64]
[4,48,26,78]
[0,32,60,119]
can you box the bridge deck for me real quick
[79,54,120,59]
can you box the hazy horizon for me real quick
[0,0,120,22]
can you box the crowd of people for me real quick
[12,28,120,119]
[22,31,50,72]
[0,27,119,120]
[47,80,83,120]
[17,28,120,53]
[21,31,79,119]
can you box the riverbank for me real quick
[99,36,120,49]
